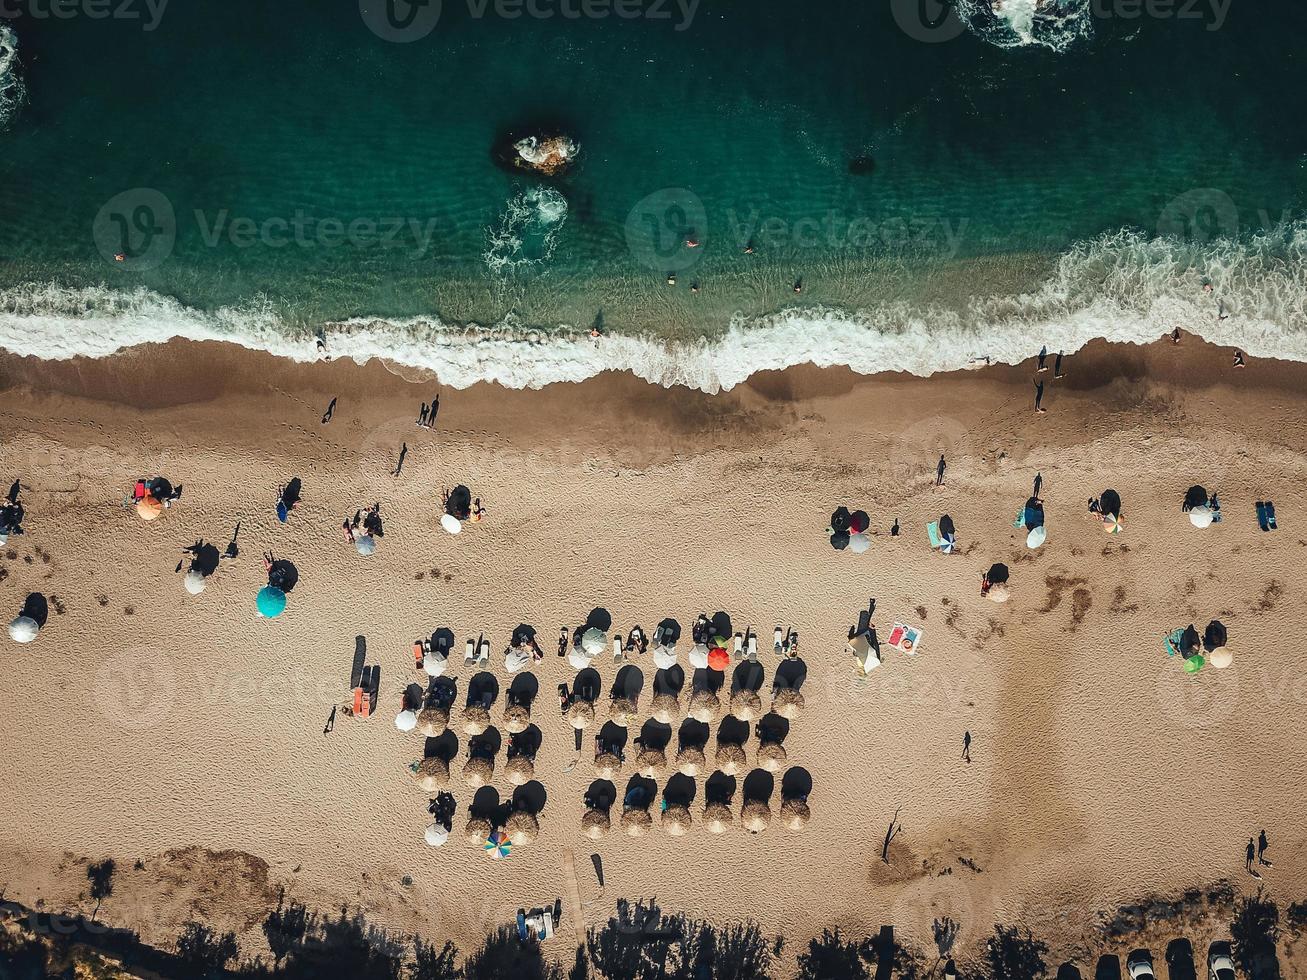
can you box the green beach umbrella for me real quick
[256,586,287,618]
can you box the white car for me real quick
[1208,941,1236,980]
[1127,950,1156,980]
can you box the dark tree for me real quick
[979,925,1049,980]
[87,858,115,922]
[411,937,460,980]
[278,906,404,980]
[176,921,239,975]
[263,892,309,973]
[1231,890,1281,980]
[463,926,560,980]
[568,945,591,980]
[586,899,774,980]
[796,927,874,980]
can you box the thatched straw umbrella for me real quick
[675,745,706,777]
[757,741,787,773]
[566,699,596,730]
[715,743,747,776]
[771,688,804,720]
[635,747,668,778]
[464,816,492,842]
[409,756,449,792]
[688,688,719,723]
[417,705,449,737]
[729,690,762,722]
[621,807,652,837]
[505,811,540,846]
[461,704,491,736]
[650,692,681,724]
[582,808,610,840]
[505,754,535,786]
[594,751,623,780]
[703,803,732,834]
[781,799,811,831]
[608,696,638,728]
[661,804,692,837]
[502,703,530,735]
[462,755,495,788]
[741,800,771,833]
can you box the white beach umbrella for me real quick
[1209,647,1233,669]
[423,653,448,678]
[652,645,678,670]
[987,583,1011,604]
[567,646,594,670]
[1026,526,1047,549]
[424,823,449,847]
[9,615,39,643]
[505,648,532,673]
[440,513,462,535]
[355,534,376,556]
[1189,506,1214,529]
[394,709,418,732]
[581,627,606,655]
[848,533,871,554]
[183,570,207,595]
[688,643,710,669]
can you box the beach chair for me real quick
[1266,501,1278,530]
[413,641,425,670]
[1256,501,1269,531]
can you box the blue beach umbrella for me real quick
[256,586,287,618]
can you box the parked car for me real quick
[1127,950,1156,980]
[1208,941,1236,980]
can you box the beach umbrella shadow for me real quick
[677,718,710,751]
[511,780,548,816]
[704,771,736,806]
[663,773,697,809]
[573,668,601,703]
[424,731,459,763]
[742,769,774,805]
[638,719,672,753]
[653,666,685,697]
[21,593,48,628]
[781,766,813,802]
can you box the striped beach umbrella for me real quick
[484,830,512,859]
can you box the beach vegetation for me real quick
[175,921,239,975]
[1230,890,1281,980]
[972,925,1049,980]
[87,858,116,922]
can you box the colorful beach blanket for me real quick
[887,622,922,655]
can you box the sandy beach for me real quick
[1,338,1305,976]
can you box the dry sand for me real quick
[1,338,1305,974]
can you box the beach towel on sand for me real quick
[1164,627,1186,658]
[927,522,941,548]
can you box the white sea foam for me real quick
[0,24,25,129]
[3,226,1306,392]
[483,187,569,277]
[959,0,1094,52]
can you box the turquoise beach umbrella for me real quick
[257,586,287,618]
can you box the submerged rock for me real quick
[510,134,579,176]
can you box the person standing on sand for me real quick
[1033,473,1043,498]
[323,705,336,734]
[1172,327,1182,344]
[1037,346,1048,372]
[1054,351,1065,378]
[392,442,408,477]
[428,393,440,427]
[1234,350,1246,368]
[962,731,972,763]
[1034,379,1046,413]
[1246,838,1258,876]
[891,518,900,537]
[936,456,946,486]
[417,403,428,427]
[321,397,337,425]
[1258,830,1272,867]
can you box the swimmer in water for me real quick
[685,236,700,248]
[667,273,677,287]
[1172,327,1182,344]
[793,279,803,294]
[690,283,699,295]
[743,241,755,254]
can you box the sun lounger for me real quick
[1267,501,1278,530]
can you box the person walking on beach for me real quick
[891,518,900,537]
[1037,346,1048,372]
[1246,838,1259,877]
[1033,472,1043,498]
[1258,830,1272,867]
[417,403,428,427]
[962,731,972,763]
[1034,379,1046,413]
[1054,351,1065,378]
[1234,350,1246,368]
[428,393,440,427]
[1172,327,1182,344]
[321,397,337,425]
[323,705,336,735]
[392,442,408,477]
[936,455,946,487]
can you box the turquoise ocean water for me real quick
[1,1,1305,388]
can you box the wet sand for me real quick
[0,337,1304,974]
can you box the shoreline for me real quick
[2,335,1305,977]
